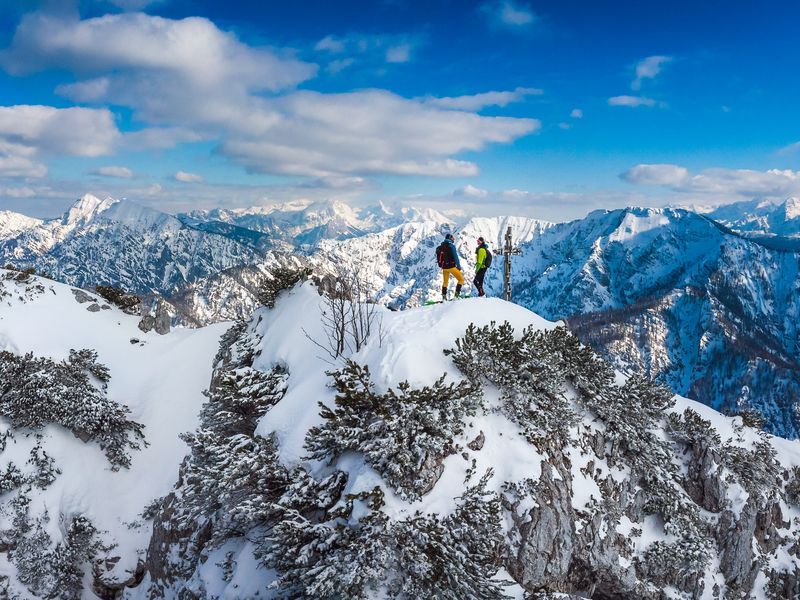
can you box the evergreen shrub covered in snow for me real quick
[94,284,141,313]
[262,471,507,600]
[0,349,144,469]
[305,360,482,500]
[256,265,312,309]
[6,493,105,600]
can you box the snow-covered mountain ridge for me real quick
[0,194,266,296]
[688,197,800,239]
[182,199,459,250]
[2,270,800,598]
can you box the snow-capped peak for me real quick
[0,210,42,240]
[61,193,117,227]
[783,196,800,220]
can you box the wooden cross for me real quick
[500,226,522,301]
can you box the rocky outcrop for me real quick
[138,299,171,335]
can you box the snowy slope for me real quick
[0,269,227,595]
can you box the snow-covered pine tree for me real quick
[0,349,144,469]
[305,360,481,500]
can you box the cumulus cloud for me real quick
[219,90,539,177]
[455,184,490,198]
[0,105,119,157]
[0,150,47,178]
[6,12,315,88]
[1,12,537,179]
[632,55,672,90]
[0,186,36,198]
[1,12,317,105]
[0,105,120,178]
[570,108,583,119]
[622,164,690,186]
[424,87,543,111]
[608,95,657,108]
[174,171,204,183]
[622,163,800,198]
[482,1,536,27]
[91,165,133,178]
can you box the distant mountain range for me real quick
[0,194,264,296]
[1,194,798,437]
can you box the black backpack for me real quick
[436,242,456,269]
[477,244,492,268]
[436,243,447,268]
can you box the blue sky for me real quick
[0,0,798,219]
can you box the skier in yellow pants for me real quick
[436,233,464,300]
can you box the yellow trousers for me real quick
[442,268,465,287]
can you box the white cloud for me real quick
[483,1,536,27]
[0,105,119,157]
[56,77,110,102]
[315,35,346,53]
[0,186,36,198]
[121,126,204,150]
[570,108,583,119]
[385,43,412,63]
[632,55,671,90]
[314,32,423,68]
[1,12,536,179]
[219,90,539,177]
[174,171,204,183]
[0,153,47,178]
[558,122,570,130]
[622,164,689,186]
[455,184,490,198]
[0,105,120,178]
[608,95,657,108]
[2,12,317,101]
[92,165,133,178]
[424,87,543,111]
[623,163,800,198]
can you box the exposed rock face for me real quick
[506,460,575,590]
[468,430,486,451]
[71,288,94,304]
[137,300,171,335]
